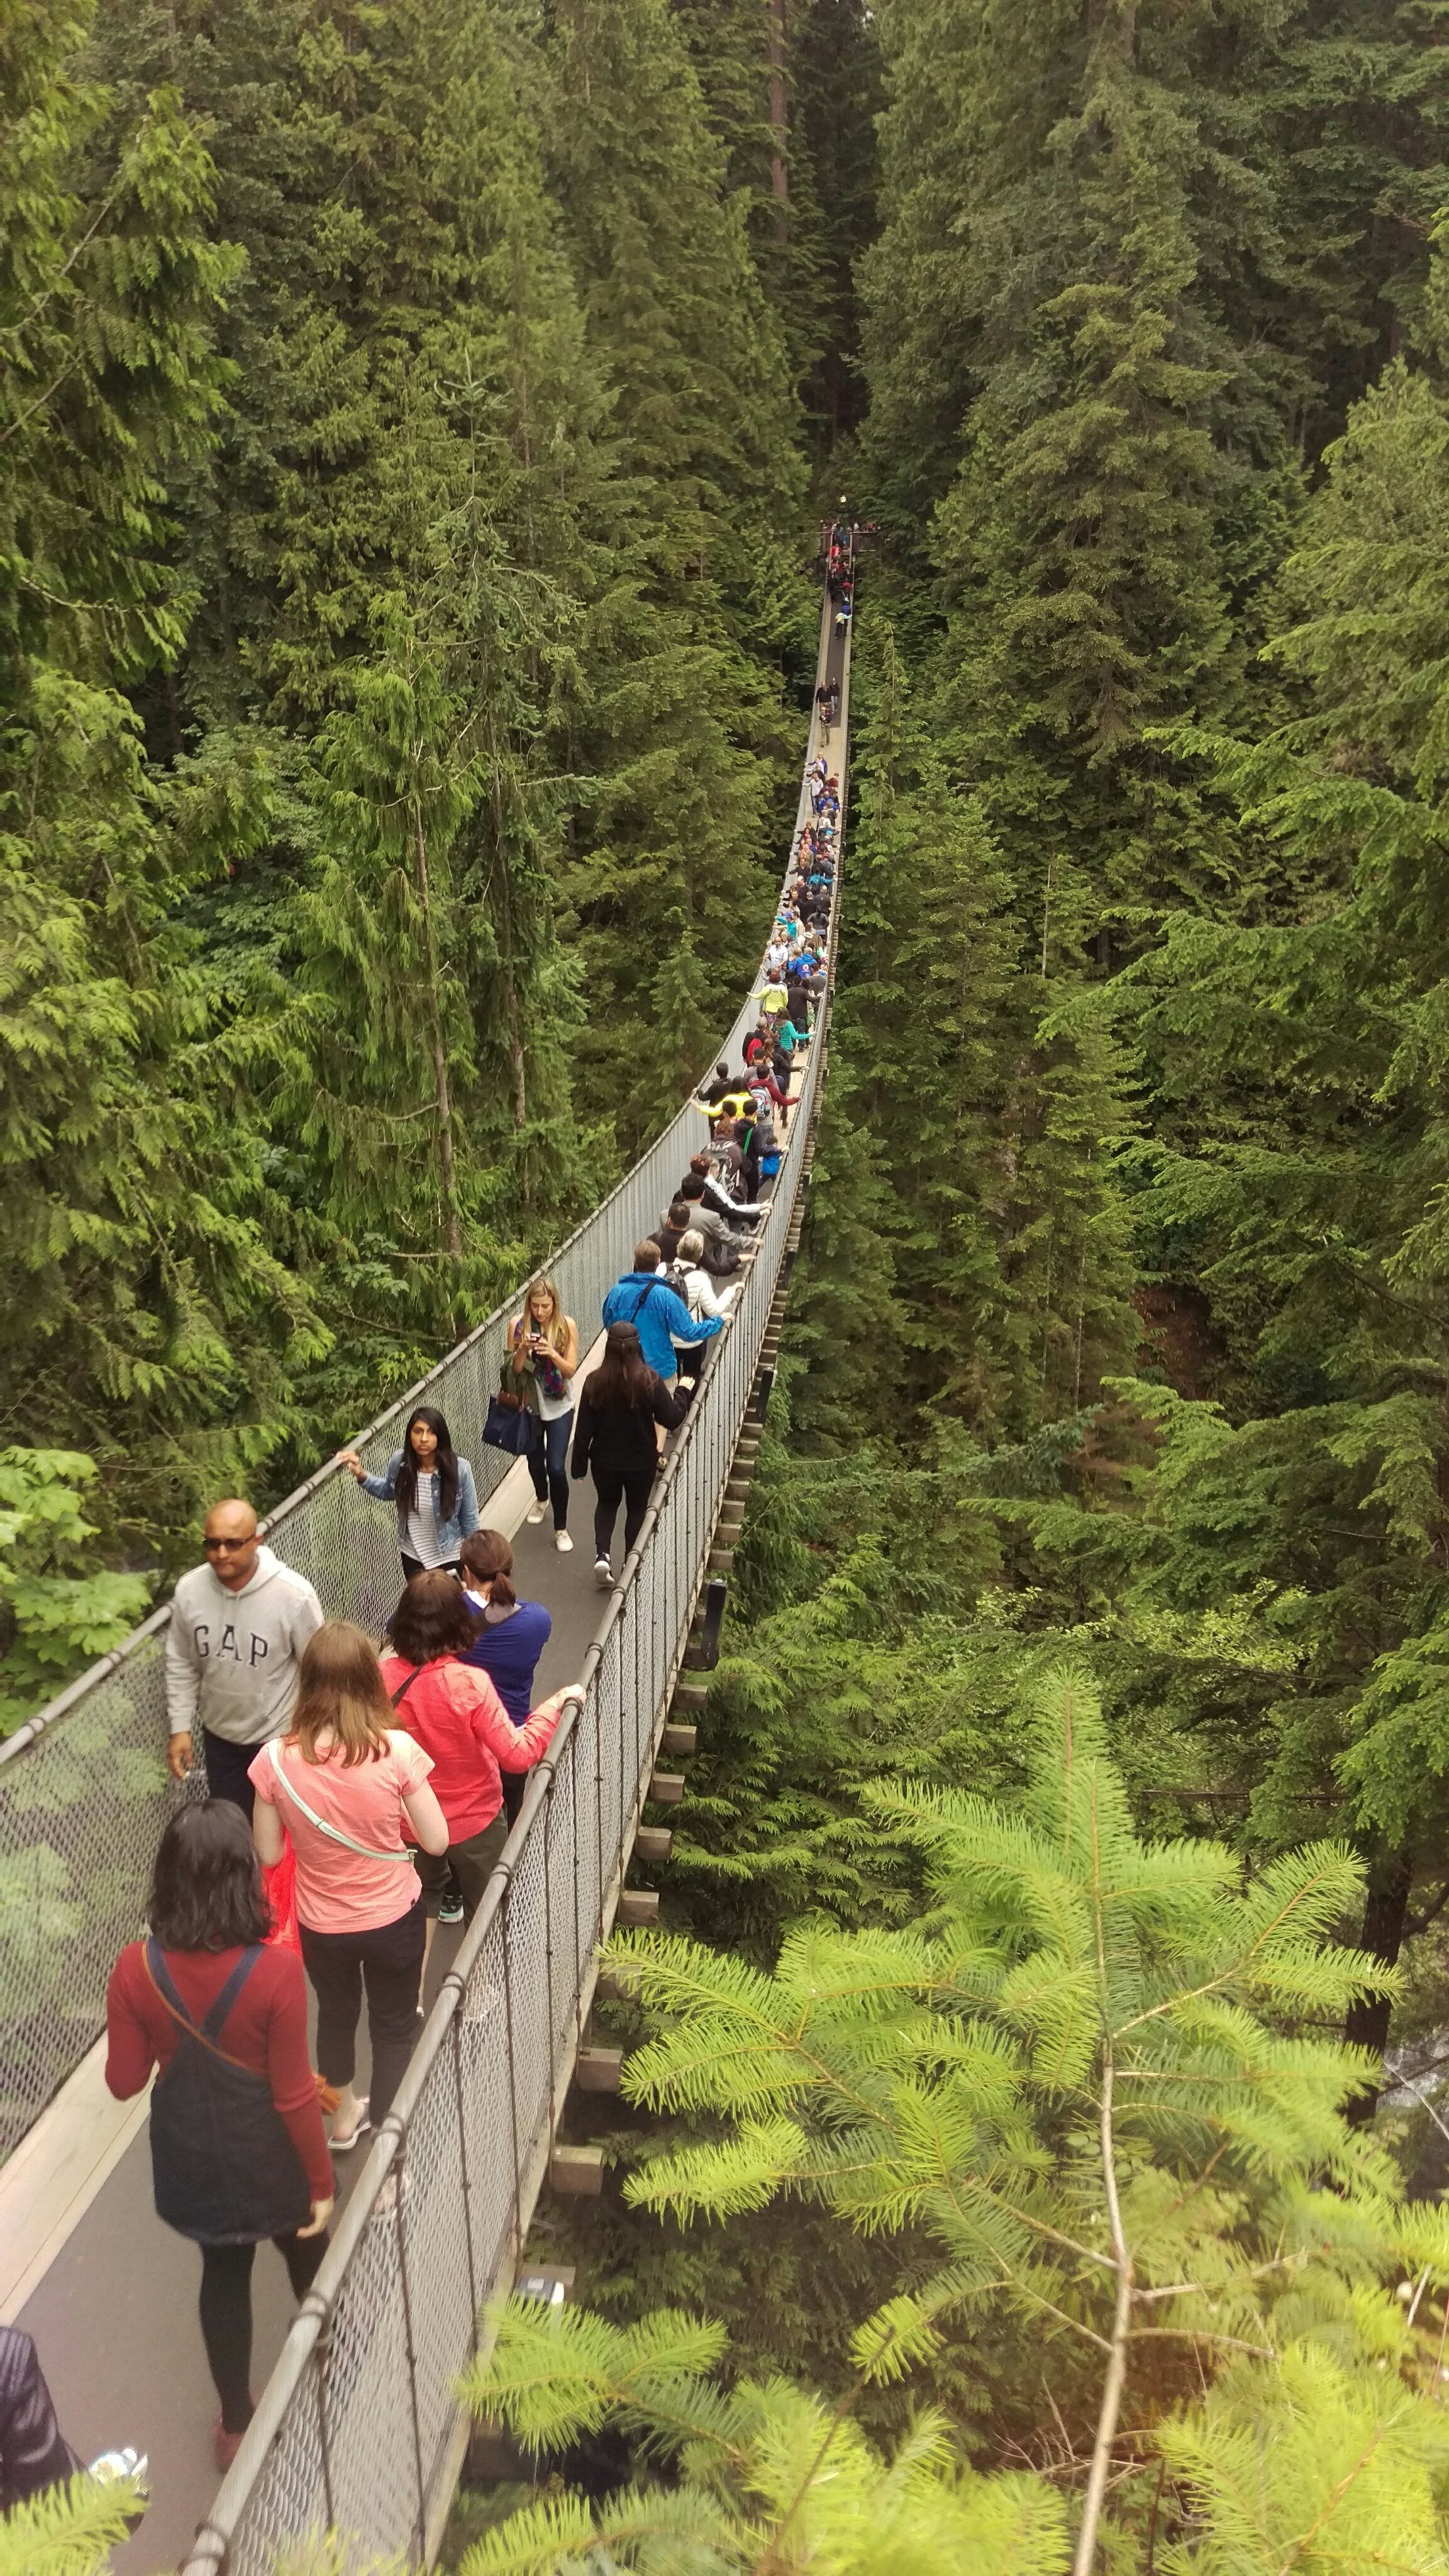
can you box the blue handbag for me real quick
[483,1385,534,1455]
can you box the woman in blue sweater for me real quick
[458,1530,552,1828]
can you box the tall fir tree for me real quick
[1,0,325,1563]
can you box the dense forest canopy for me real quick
[12,0,1449,2565]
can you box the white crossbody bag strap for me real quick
[266,1738,414,1866]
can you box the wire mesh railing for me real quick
[0,592,847,2172]
[177,602,850,2576]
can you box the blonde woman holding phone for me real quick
[506,1275,579,1552]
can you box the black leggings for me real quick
[592,1466,656,1562]
[299,1904,426,2126]
[199,2230,328,2433]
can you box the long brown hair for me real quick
[459,1528,516,1611]
[514,1275,570,1356]
[591,1321,653,1412]
[287,1621,392,1767]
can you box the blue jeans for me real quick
[528,1411,571,1529]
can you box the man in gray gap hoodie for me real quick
[165,1498,324,1816]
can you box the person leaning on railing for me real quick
[334,1404,479,1582]
[380,1572,579,1943]
[684,1151,762,1232]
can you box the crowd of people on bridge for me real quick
[77,674,841,2493]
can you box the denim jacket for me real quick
[360,1451,479,1558]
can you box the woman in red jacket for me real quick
[106,1801,335,2473]
[380,1571,580,1929]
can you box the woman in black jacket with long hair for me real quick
[572,1323,689,1591]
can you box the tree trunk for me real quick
[505,977,528,1132]
[1074,2053,1132,2575]
[411,802,463,1260]
[1343,1846,1413,2126]
[765,0,788,245]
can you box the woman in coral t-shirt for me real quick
[250,1621,448,2155]
[380,1571,579,1931]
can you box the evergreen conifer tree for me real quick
[540,0,811,1124]
[1,0,325,1560]
[611,1669,1449,2568]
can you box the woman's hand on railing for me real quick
[334,1448,367,1480]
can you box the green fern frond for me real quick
[1157,2343,1449,2574]
[459,2301,729,2455]
[455,2489,623,2572]
[622,2119,807,2222]
[0,2471,145,2576]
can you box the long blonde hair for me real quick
[515,1274,570,1355]
[287,1621,392,1767]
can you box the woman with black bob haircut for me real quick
[104,1802,335,2474]
[335,1403,479,1582]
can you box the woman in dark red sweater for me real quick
[106,1801,333,2473]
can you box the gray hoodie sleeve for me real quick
[289,1580,325,1658]
[164,1575,203,1736]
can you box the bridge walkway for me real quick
[0,580,850,2576]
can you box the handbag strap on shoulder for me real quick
[265,1738,416,1867]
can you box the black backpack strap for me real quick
[143,1938,192,2031]
[143,1938,262,2049]
[390,1664,422,1707]
[201,1946,263,2045]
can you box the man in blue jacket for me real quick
[602,1246,724,1387]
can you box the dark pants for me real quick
[203,1729,261,1821]
[399,1553,459,1584]
[526,1412,572,1530]
[299,1904,425,2126]
[200,2230,328,2433]
[592,1466,655,1562]
[414,1813,508,1923]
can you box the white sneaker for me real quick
[526,1501,547,1526]
[555,1530,574,1553]
[594,1556,614,1589]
